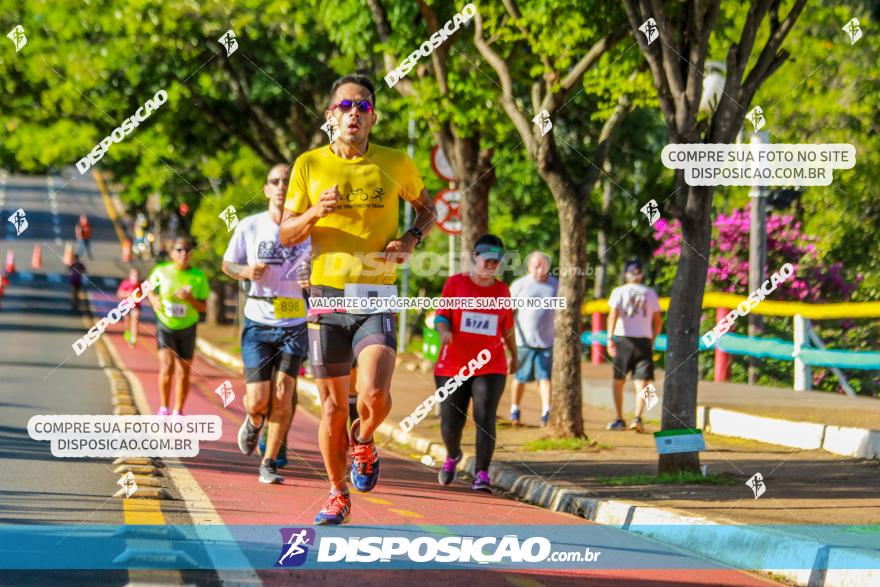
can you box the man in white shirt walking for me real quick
[509,252,557,427]
[606,259,662,433]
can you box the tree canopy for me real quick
[2,0,876,410]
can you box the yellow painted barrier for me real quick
[93,170,128,247]
[583,292,880,320]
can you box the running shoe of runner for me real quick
[434,235,518,492]
[280,74,436,524]
[116,267,144,347]
[223,163,311,484]
[258,427,289,468]
[147,236,209,416]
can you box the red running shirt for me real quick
[434,273,513,377]
[116,278,145,308]
[79,220,92,239]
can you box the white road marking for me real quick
[47,176,65,248]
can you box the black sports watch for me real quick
[406,226,423,244]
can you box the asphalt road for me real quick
[0,172,778,586]
[1,172,132,586]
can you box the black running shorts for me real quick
[307,286,396,379]
[156,323,197,360]
[611,335,654,381]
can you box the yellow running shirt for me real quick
[285,143,424,288]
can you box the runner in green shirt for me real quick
[147,236,209,416]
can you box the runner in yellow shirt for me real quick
[280,74,436,525]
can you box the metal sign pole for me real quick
[398,114,415,353]
[449,233,455,276]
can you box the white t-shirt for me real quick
[510,274,558,348]
[222,211,310,327]
[608,282,660,338]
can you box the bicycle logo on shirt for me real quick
[341,187,385,209]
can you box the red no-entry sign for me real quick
[433,188,461,235]
[431,145,455,182]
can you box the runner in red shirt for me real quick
[116,268,144,347]
[75,214,94,260]
[433,234,518,492]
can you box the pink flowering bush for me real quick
[652,206,859,302]
[651,206,876,395]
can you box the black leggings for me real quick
[434,373,507,473]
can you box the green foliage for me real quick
[1,2,876,400]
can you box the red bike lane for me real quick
[93,294,773,586]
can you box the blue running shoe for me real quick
[510,408,521,426]
[313,492,351,525]
[606,418,626,430]
[541,410,550,427]
[349,419,380,492]
[275,442,288,468]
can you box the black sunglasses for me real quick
[330,99,374,113]
[174,247,192,253]
[267,177,289,186]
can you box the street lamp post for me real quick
[748,130,770,385]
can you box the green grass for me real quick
[596,471,738,486]
[523,437,608,451]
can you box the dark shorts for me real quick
[307,286,396,379]
[515,347,552,383]
[612,336,654,381]
[156,322,197,360]
[241,318,308,383]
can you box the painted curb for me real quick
[822,426,880,460]
[706,407,826,450]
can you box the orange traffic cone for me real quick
[64,242,74,265]
[31,244,42,269]
[122,239,132,262]
[5,250,14,274]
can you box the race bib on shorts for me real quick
[343,283,398,315]
[460,312,498,336]
[164,301,187,318]
[273,297,306,319]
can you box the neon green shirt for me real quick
[148,263,209,330]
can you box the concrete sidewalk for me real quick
[581,363,880,460]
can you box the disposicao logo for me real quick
[276,527,316,567]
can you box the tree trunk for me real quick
[543,173,588,438]
[449,135,494,267]
[658,183,713,473]
[593,170,612,298]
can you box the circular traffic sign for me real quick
[431,145,455,182]
[433,188,462,235]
